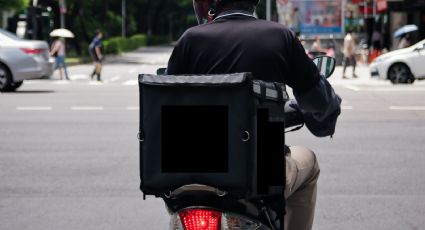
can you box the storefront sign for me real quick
[376,0,388,12]
[284,0,343,35]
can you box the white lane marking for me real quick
[123,80,138,86]
[16,106,52,111]
[71,106,104,111]
[128,68,137,74]
[389,106,425,111]
[69,74,89,80]
[367,87,425,92]
[344,85,361,91]
[341,106,353,110]
[126,106,139,110]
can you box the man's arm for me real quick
[286,34,341,137]
[294,76,341,137]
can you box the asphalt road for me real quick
[1,47,425,230]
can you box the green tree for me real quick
[0,0,28,10]
[31,0,196,54]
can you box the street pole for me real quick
[122,0,126,37]
[266,0,271,21]
[59,0,65,29]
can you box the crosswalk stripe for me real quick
[122,80,138,86]
[69,74,89,80]
[344,85,360,91]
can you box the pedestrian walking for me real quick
[50,37,70,80]
[342,30,357,79]
[309,36,325,58]
[369,29,382,63]
[372,29,382,51]
[397,34,411,49]
[89,30,103,81]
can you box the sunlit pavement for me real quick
[1,47,425,230]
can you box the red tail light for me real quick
[179,209,222,230]
[20,48,45,55]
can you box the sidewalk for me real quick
[64,46,174,66]
[106,46,174,65]
[328,65,391,86]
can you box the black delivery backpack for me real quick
[138,73,288,198]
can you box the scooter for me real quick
[147,56,336,230]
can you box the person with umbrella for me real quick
[398,34,412,49]
[49,29,74,81]
[394,24,418,49]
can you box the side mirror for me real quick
[313,56,336,78]
[157,68,167,75]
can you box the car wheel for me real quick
[10,81,23,91]
[388,63,415,84]
[0,63,13,92]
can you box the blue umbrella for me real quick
[394,24,418,38]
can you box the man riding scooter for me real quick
[166,0,342,229]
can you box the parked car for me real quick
[0,28,53,92]
[369,39,425,84]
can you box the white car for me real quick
[0,28,54,92]
[369,39,425,84]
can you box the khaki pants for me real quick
[284,146,320,230]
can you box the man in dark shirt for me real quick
[89,30,103,81]
[167,5,319,92]
[167,1,341,229]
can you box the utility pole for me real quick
[59,0,66,28]
[266,0,271,21]
[122,0,126,37]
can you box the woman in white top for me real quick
[50,37,69,80]
[342,30,357,79]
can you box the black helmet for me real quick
[193,0,259,24]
